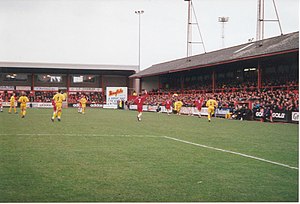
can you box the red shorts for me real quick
[137,106,143,112]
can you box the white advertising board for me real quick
[292,112,299,121]
[106,87,128,106]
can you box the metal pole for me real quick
[138,13,141,72]
[186,1,192,58]
[135,10,144,72]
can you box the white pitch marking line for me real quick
[0,133,162,138]
[1,133,298,170]
[163,136,298,170]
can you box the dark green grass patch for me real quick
[0,108,298,201]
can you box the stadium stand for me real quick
[129,32,299,122]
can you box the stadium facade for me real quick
[130,32,299,93]
[0,62,138,105]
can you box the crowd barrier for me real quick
[129,105,231,117]
[129,105,298,123]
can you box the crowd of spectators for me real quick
[128,79,298,121]
[131,89,298,112]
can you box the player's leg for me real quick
[21,106,26,118]
[57,107,62,121]
[178,107,181,115]
[52,110,57,120]
[82,105,85,114]
[207,108,211,122]
[137,111,142,121]
[57,110,62,121]
[198,108,202,118]
[14,105,17,113]
[52,105,59,121]
[9,104,12,113]
[20,106,23,117]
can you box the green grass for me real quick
[0,108,298,202]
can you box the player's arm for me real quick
[206,100,209,107]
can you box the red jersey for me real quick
[165,100,172,109]
[195,99,204,110]
[134,96,146,112]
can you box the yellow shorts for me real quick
[56,103,62,111]
[208,107,215,115]
[20,104,27,110]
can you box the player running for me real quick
[51,89,65,122]
[134,90,148,121]
[164,98,172,115]
[195,96,204,118]
[77,98,82,113]
[79,94,87,114]
[174,99,183,115]
[51,98,56,117]
[206,97,218,122]
[0,94,3,112]
[18,92,29,118]
[8,93,17,114]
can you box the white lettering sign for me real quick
[106,87,128,106]
[292,112,299,121]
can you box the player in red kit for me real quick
[195,97,204,118]
[0,94,3,112]
[134,90,148,121]
[51,99,56,115]
[164,99,172,115]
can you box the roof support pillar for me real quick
[180,76,184,91]
[257,62,262,90]
[31,73,34,92]
[212,71,216,93]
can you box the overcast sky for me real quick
[0,0,298,70]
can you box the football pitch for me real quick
[0,108,298,202]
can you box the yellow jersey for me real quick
[10,96,15,103]
[206,99,217,108]
[174,101,183,109]
[18,96,29,105]
[80,97,87,105]
[53,93,65,104]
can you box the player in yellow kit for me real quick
[51,89,65,122]
[18,92,29,118]
[8,93,17,114]
[174,100,183,115]
[79,95,87,114]
[206,97,218,122]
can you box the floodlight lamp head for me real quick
[135,10,144,14]
[218,17,229,22]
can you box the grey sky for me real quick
[0,0,298,70]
